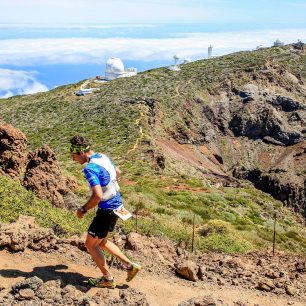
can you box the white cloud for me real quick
[0,68,48,98]
[0,29,305,67]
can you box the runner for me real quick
[69,135,141,288]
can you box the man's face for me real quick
[70,152,86,164]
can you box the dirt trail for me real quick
[127,111,144,155]
[0,248,304,306]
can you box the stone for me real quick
[295,262,306,272]
[265,270,279,279]
[115,288,149,306]
[257,278,275,292]
[61,284,85,300]
[36,279,62,300]
[18,288,35,300]
[285,285,296,296]
[12,276,43,293]
[197,266,206,281]
[217,277,225,286]
[178,295,217,306]
[275,279,285,288]
[176,261,198,281]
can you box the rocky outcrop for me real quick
[0,123,27,179]
[229,91,304,146]
[233,167,306,216]
[23,145,76,208]
[0,215,57,252]
[157,74,306,215]
[217,85,305,214]
[0,123,77,208]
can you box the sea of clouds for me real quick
[1,28,306,98]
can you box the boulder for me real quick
[176,261,198,282]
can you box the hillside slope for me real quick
[0,44,305,254]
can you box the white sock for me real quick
[104,275,113,281]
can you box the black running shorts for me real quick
[88,208,118,239]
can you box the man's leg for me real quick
[99,237,142,282]
[85,234,113,279]
[99,237,132,268]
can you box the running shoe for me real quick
[88,276,116,289]
[126,263,142,282]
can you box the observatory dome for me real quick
[106,57,125,74]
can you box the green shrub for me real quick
[0,175,89,236]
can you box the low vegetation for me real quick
[1,173,305,254]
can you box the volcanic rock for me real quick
[175,261,198,282]
[23,144,76,208]
[0,123,27,179]
[0,215,57,252]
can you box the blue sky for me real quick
[0,0,306,98]
[1,0,306,25]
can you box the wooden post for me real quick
[272,212,277,256]
[191,213,195,253]
[135,200,139,233]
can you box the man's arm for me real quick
[115,166,121,180]
[77,184,103,218]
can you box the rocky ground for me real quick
[0,216,305,306]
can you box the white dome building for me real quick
[105,58,125,80]
[105,57,137,81]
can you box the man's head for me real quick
[69,135,93,164]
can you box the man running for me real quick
[69,135,141,288]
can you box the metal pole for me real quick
[272,212,277,256]
[191,213,195,252]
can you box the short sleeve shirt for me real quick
[84,153,122,209]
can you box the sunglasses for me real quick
[68,144,90,154]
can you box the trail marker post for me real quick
[273,212,277,256]
[191,213,195,252]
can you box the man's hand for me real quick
[76,207,86,219]
[76,185,102,219]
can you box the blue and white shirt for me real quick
[84,153,122,210]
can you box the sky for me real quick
[1,0,306,25]
[0,0,306,98]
